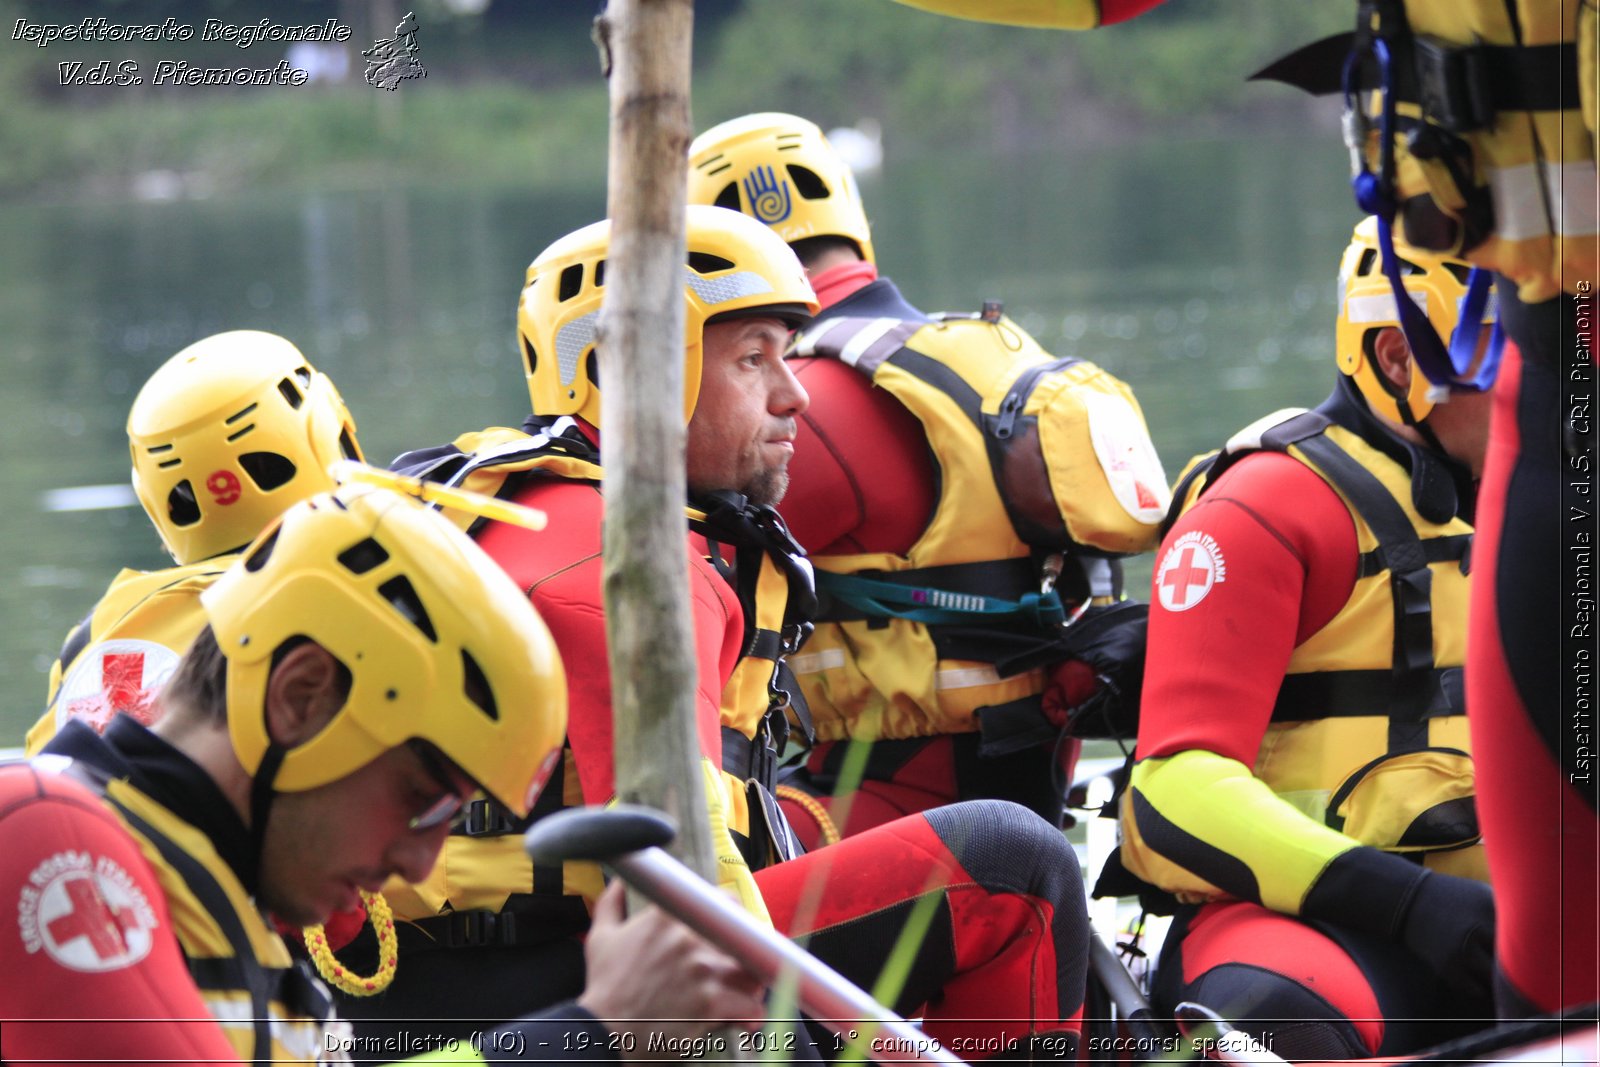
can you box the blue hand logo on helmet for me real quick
[742,165,792,225]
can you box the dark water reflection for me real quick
[0,133,1355,742]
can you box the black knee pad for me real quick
[1177,961,1369,1062]
[923,799,1083,904]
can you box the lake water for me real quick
[0,130,1358,744]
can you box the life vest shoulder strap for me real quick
[791,315,925,376]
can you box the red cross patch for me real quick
[1156,531,1226,612]
[18,852,158,972]
[57,638,181,735]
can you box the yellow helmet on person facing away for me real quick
[203,484,567,818]
[1336,217,1494,425]
[688,112,876,264]
[128,331,363,565]
[518,203,818,428]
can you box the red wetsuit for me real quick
[1469,296,1599,1015]
[477,474,731,805]
[1132,392,1491,1057]
[0,763,240,1064]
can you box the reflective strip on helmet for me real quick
[554,311,599,388]
[682,267,775,306]
[1346,290,1427,323]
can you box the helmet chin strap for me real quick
[1341,375,1459,524]
[249,744,288,873]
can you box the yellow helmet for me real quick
[518,203,818,427]
[688,112,876,264]
[203,484,567,818]
[128,331,363,565]
[1335,217,1494,424]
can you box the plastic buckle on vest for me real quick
[748,733,778,793]
[1412,35,1494,134]
[441,909,517,949]
[455,798,517,837]
[780,620,812,656]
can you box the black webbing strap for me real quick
[1272,666,1463,723]
[1289,431,1439,682]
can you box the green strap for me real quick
[817,569,1067,627]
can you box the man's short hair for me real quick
[163,626,351,725]
[163,624,230,723]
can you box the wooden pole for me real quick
[592,0,716,882]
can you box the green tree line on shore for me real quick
[0,0,1346,200]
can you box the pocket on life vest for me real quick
[994,362,1169,554]
[1327,746,1479,854]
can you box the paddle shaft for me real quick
[611,847,966,1066]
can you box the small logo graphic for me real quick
[19,852,158,972]
[742,165,792,224]
[363,11,425,91]
[58,638,182,733]
[205,469,242,505]
[1156,530,1226,612]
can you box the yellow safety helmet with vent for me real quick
[519,203,818,427]
[688,112,876,264]
[1336,217,1494,425]
[203,484,567,818]
[128,331,363,565]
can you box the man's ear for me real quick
[263,643,346,749]
[1371,326,1414,394]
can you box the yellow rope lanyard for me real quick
[775,784,841,847]
[302,889,397,997]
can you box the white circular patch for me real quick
[56,638,181,734]
[1156,530,1227,612]
[18,852,158,972]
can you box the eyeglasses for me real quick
[405,741,470,833]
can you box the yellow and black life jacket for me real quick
[788,309,1168,748]
[28,559,231,754]
[60,753,346,1063]
[1170,407,1481,876]
[379,420,805,947]
[1262,0,1595,302]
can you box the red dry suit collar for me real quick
[809,260,879,310]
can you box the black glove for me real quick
[1396,867,1497,1011]
[1303,846,1495,1013]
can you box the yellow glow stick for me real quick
[330,460,548,531]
